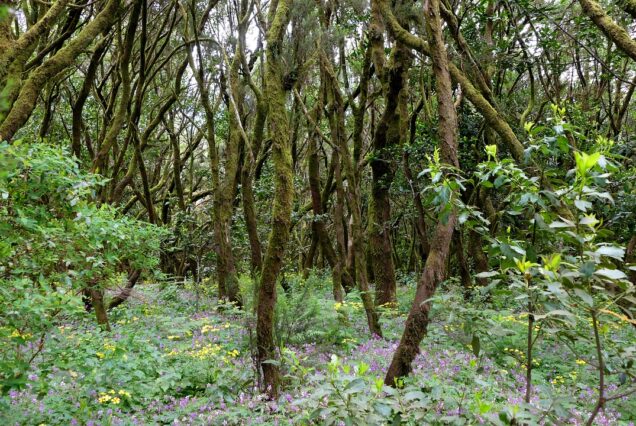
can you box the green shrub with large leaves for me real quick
[0,141,166,390]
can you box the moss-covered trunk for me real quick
[256,0,293,398]
[0,0,120,141]
[241,99,266,274]
[321,52,382,337]
[369,36,410,306]
[215,54,242,306]
[384,0,459,385]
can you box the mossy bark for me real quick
[369,39,410,307]
[256,0,293,398]
[307,131,344,301]
[91,0,140,173]
[215,54,242,306]
[579,0,636,62]
[376,0,524,162]
[241,99,266,274]
[0,0,71,83]
[0,0,120,141]
[385,0,459,385]
[321,52,382,337]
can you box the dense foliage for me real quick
[1,0,636,424]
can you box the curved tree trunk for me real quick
[0,0,120,141]
[578,0,636,62]
[107,269,141,310]
[385,0,460,385]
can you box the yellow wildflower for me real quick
[575,359,586,366]
[187,343,222,359]
[550,374,565,385]
[10,329,32,339]
[96,352,105,359]
[201,325,220,334]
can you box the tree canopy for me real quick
[1,0,636,424]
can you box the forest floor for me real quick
[3,274,635,425]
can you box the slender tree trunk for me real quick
[321,52,382,337]
[108,269,141,310]
[256,0,293,398]
[241,101,265,274]
[385,0,460,385]
[215,54,242,306]
[369,5,411,307]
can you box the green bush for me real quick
[0,141,165,391]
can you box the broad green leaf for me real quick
[595,268,627,280]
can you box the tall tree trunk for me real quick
[241,100,266,274]
[256,0,293,398]
[385,0,460,385]
[215,54,242,306]
[368,3,411,307]
[321,52,382,337]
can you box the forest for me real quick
[1,0,636,424]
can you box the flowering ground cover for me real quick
[2,275,634,425]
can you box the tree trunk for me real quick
[384,0,460,385]
[369,4,411,307]
[321,52,382,337]
[215,54,242,306]
[0,0,120,141]
[90,286,111,331]
[108,269,141,310]
[256,0,293,398]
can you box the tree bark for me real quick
[0,0,71,83]
[578,0,636,62]
[108,269,141,310]
[369,36,410,306]
[256,0,294,398]
[321,52,382,337]
[384,0,460,385]
[0,0,120,141]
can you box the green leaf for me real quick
[373,402,392,417]
[344,378,366,393]
[574,288,593,307]
[471,334,481,357]
[595,268,627,280]
[595,246,624,261]
[475,271,498,278]
[574,199,592,212]
[549,218,575,228]
[403,390,427,401]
